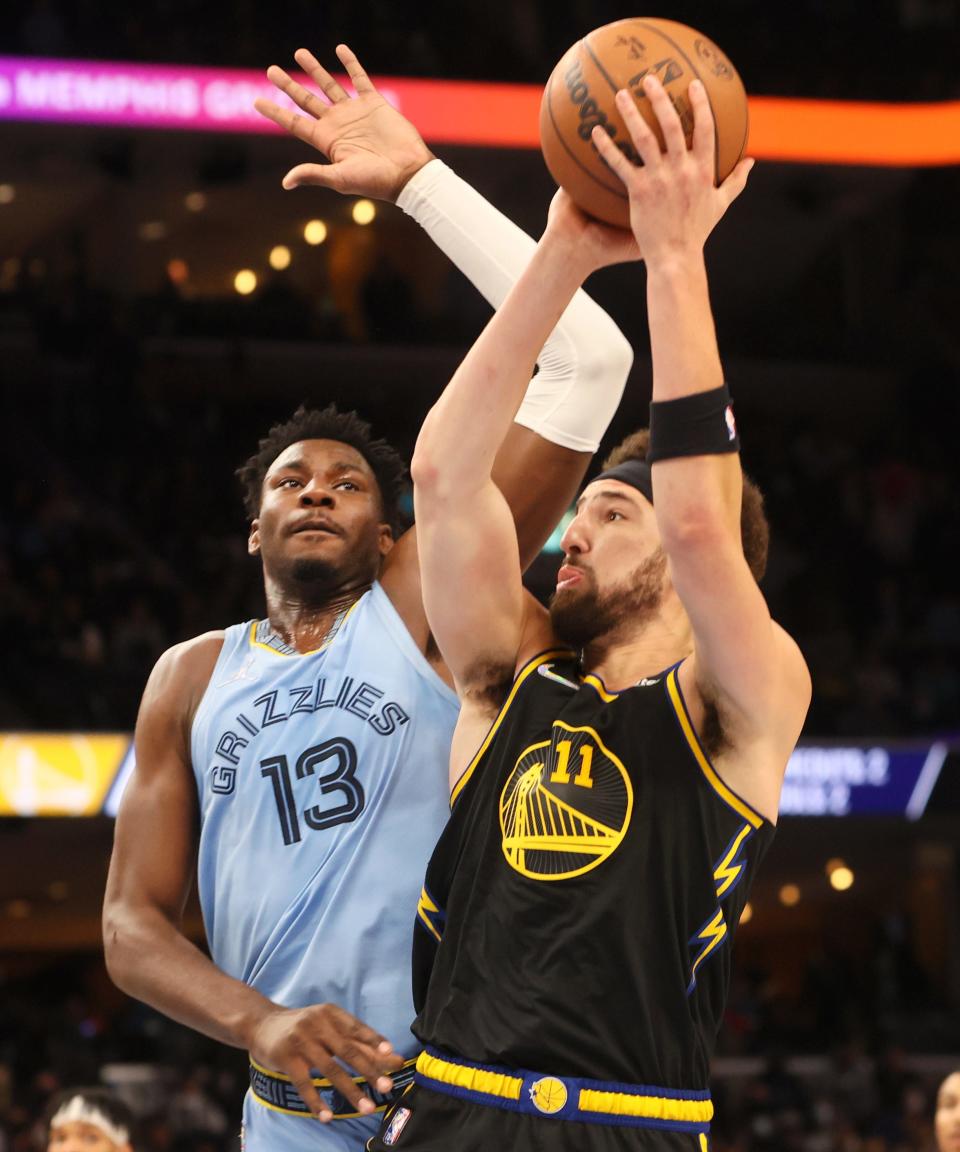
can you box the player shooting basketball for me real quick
[369,75,811,1151]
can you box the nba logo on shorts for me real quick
[725,404,737,441]
[382,1106,412,1146]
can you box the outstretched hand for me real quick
[247,1001,405,1121]
[254,44,435,202]
[591,75,753,266]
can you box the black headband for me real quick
[590,459,653,504]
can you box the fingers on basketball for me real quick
[688,80,718,171]
[614,89,661,169]
[642,76,686,159]
[590,123,632,185]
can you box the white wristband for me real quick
[397,160,632,453]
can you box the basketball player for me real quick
[370,76,811,1150]
[102,44,635,1152]
[45,1088,135,1152]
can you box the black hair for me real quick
[236,404,408,535]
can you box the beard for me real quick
[549,548,668,649]
[280,555,353,608]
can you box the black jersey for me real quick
[413,650,775,1092]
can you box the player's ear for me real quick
[378,522,394,557]
[248,519,261,556]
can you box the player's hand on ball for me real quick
[543,188,642,271]
[591,76,754,266]
[254,44,435,202]
[247,1002,404,1121]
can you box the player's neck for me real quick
[581,606,692,691]
[263,582,369,654]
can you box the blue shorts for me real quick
[242,1089,380,1151]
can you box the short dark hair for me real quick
[45,1086,135,1143]
[236,404,408,534]
[600,428,769,582]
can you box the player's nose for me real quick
[559,512,589,554]
[299,483,335,507]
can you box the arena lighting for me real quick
[3,56,960,165]
[739,902,753,925]
[233,268,257,294]
[184,190,206,211]
[779,884,801,907]
[0,183,14,204]
[166,257,189,283]
[303,219,327,245]
[829,867,855,892]
[268,244,291,270]
[352,199,376,225]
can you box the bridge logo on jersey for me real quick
[499,721,632,881]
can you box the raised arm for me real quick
[593,78,810,819]
[254,43,632,567]
[411,195,639,768]
[102,639,401,1120]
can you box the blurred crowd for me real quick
[0,947,955,1151]
[4,0,960,100]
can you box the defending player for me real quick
[101,45,635,1152]
[372,76,811,1149]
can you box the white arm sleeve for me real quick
[396,159,633,452]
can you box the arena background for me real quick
[1,1,959,1148]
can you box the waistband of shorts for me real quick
[249,1056,417,1119]
[414,1047,713,1133]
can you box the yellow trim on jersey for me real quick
[578,1087,714,1124]
[580,673,619,702]
[665,668,763,830]
[416,1050,522,1102]
[450,650,573,807]
[247,598,361,657]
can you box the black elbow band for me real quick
[647,384,740,463]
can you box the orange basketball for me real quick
[539,18,749,227]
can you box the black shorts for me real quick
[366,1084,710,1152]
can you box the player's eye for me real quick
[334,480,359,491]
[278,477,302,488]
[606,510,624,521]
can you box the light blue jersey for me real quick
[190,582,458,1150]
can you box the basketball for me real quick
[539,18,749,227]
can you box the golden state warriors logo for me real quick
[499,722,632,881]
[529,1077,568,1114]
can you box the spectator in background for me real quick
[45,1087,135,1152]
[936,1071,960,1152]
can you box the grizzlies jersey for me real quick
[191,582,459,1055]
[413,651,774,1092]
